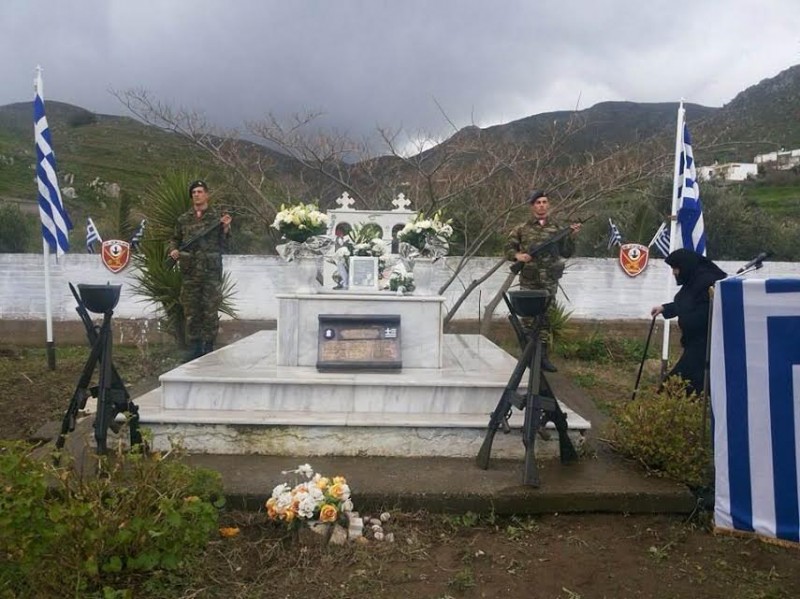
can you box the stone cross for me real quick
[391,193,411,211]
[336,192,356,211]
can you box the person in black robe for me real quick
[651,248,727,396]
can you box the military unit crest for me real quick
[607,218,666,277]
[86,217,146,273]
[618,243,649,277]
[100,240,131,273]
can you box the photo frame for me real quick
[349,256,379,290]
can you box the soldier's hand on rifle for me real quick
[569,222,582,235]
[515,252,533,263]
[169,248,180,261]
[220,212,232,234]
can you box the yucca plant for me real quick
[131,171,236,348]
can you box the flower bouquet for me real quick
[272,203,334,291]
[266,463,363,545]
[272,203,330,243]
[396,211,454,270]
[329,223,388,289]
[387,263,415,294]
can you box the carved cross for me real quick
[392,193,411,211]
[335,192,356,211]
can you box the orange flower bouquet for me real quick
[266,464,361,543]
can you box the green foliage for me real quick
[0,203,38,252]
[558,331,654,363]
[131,171,236,347]
[0,441,223,598]
[607,377,712,487]
[545,298,573,347]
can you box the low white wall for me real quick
[1,254,798,322]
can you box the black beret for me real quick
[526,189,547,204]
[189,180,208,197]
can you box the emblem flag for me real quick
[101,240,131,273]
[618,243,649,277]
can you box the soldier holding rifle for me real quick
[505,190,582,372]
[168,180,232,361]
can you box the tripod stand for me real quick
[56,283,142,454]
[476,290,578,486]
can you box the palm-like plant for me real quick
[131,171,236,348]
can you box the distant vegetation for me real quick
[1,64,799,260]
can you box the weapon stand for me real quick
[476,290,578,486]
[56,283,142,454]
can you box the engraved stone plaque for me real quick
[317,314,401,371]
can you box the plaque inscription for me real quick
[317,314,402,371]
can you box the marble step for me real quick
[134,390,588,459]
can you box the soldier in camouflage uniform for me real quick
[505,190,581,372]
[168,180,232,361]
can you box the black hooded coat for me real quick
[661,249,727,394]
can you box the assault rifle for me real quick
[510,215,594,274]
[475,291,578,486]
[163,213,230,269]
[56,283,141,454]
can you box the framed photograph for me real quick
[349,256,379,290]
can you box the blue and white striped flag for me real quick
[648,221,671,258]
[675,120,706,255]
[711,277,800,545]
[34,70,72,256]
[607,218,622,250]
[86,217,102,253]
[130,219,146,251]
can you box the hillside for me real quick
[1,64,799,232]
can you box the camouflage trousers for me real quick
[179,253,223,344]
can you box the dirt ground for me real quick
[1,342,799,598]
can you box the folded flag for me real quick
[86,217,102,254]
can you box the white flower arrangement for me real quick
[266,463,354,529]
[397,211,453,248]
[330,223,388,288]
[388,264,415,293]
[272,203,330,243]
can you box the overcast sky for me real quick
[3,0,799,149]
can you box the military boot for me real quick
[541,342,558,373]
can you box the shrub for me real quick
[606,377,712,487]
[0,441,223,597]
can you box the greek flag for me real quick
[711,277,800,545]
[607,218,622,249]
[34,71,72,256]
[648,222,671,258]
[675,121,706,255]
[86,217,102,253]
[130,219,146,251]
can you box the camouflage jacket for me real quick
[168,206,230,256]
[505,217,574,283]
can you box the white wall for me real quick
[1,254,799,322]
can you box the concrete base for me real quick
[137,331,590,459]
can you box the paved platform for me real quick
[45,359,695,516]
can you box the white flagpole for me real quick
[36,65,56,370]
[660,101,685,379]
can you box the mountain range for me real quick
[1,64,799,206]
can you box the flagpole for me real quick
[660,100,685,379]
[35,66,56,370]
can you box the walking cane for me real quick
[631,315,657,401]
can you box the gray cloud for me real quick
[3,0,799,146]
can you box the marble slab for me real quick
[276,292,445,369]
[137,331,591,458]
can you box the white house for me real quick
[754,148,800,170]
[698,162,758,182]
